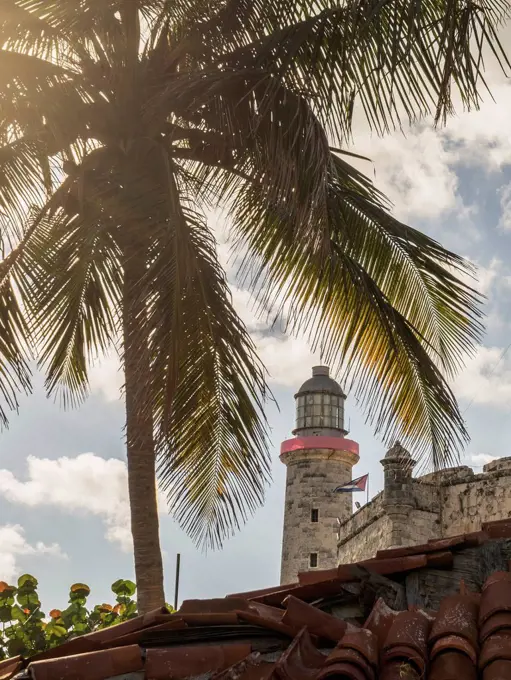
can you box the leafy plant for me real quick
[0,575,156,660]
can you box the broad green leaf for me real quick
[17,592,41,610]
[111,579,136,597]
[10,605,27,623]
[44,621,67,638]
[17,574,37,590]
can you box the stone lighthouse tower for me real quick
[280,366,360,584]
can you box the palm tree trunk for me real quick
[123,246,165,613]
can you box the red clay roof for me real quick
[5,518,511,680]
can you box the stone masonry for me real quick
[279,365,360,585]
[280,447,358,585]
[337,445,511,564]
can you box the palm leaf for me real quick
[25,195,122,406]
[229,165,480,469]
[145,158,270,548]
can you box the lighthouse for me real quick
[279,366,360,584]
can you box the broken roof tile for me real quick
[235,609,296,638]
[272,628,325,680]
[363,598,398,650]
[282,596,347,642]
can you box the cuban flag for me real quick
[333,474,368,493]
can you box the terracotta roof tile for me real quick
[179,597,250,614]
[430,650,477,679]
[29,644,143,680]
[364,598,398,650]
[376,534,487,560]
[145,644,252,679]
[212,653,276,680]
[483,659,511,680]
[272,628,325,680]
[382,611,432,676]
[483,519,511,539]
[379,659,420,679]
[282,596,348,642]
[11,527,511,680]
[318,647,373,680]
[480,611,511,642]
[431,634,478,665]
[228,584,298,600]
[235,609,296,637]
[338,628,378,669]
[0,657,22,680]
[101,618,188,648]
[430,594,479,647]
[480,573,511,625]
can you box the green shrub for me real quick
[0,575,147,659]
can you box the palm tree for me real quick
[0,0,507,611]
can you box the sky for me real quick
[2,45,511,614]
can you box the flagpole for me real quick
[366,474,369,505]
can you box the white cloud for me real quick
[345,78,511,226]
[498,184,511,231]
[453,345,511,409]
[470,453,498,467]
[351,126,460,222]
[0,525,67,583]
[0,454,148,552]
[88,351,123,403]
[255,333,318,388]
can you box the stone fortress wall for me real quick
[337,447,511,564]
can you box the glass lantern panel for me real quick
[313,405,321,416]
[307,394,314,404]
[323,394,330,404]
[313,393,322,404]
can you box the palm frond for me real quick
[26,201,122,406]
[145,159,270,548]
[0,209,39,427]
[215,0,510,139]
[325,153,484,375]
[229,160,481,469]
